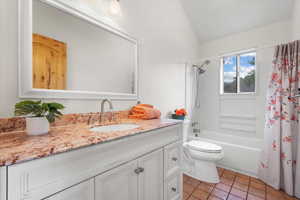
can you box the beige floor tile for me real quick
[183,192,190,200]
[208,196,222,200]
[250,177,265,185]
[220,177,234,186]
[184,183,196,194]
[192,189,210,200]
[222,173,235,180]
[247,193,265,200]
[248,187,266,199]
[186,178,201,187]
[232,182,248,192]
[235,173,250,180]
[187,196,199,200]
[230,188,247,199]
[211,188,229,200]
[250,181,266,191]
[215,183,231,192]
[223,169,236,176]
[227,194,243,200]
[235,177,250,185]
[182,168,297,200]
[198,182,214,193]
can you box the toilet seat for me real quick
[188,147,224,161]
[183,143,224,161]
[186,140,222,153]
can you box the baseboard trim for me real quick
[217,164,258,178]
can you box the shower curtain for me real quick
[258,40,300,198]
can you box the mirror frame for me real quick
[18,0,139,100]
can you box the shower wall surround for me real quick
[195,20,292,140]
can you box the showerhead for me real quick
[200,60,210,67]
[197,67,206,74]
[193,60,210,74]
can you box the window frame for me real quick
[220,49,257,95]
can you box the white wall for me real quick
[292,0,300,40]
[193,20,292,140]
[0,0,201,117]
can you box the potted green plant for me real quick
[15,100,65,135]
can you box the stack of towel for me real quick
[129,104,161,120]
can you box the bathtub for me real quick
[192,130,263,177]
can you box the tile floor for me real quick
[183,167,299,200]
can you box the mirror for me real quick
[19,0,138,100]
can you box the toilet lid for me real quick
[187,140,222,153]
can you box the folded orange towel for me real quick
[129,104,161,120]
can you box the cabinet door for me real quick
[138,149,164,200]
[95,160,138,200]
[46,179,94,200]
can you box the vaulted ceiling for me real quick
[180,0,295,43]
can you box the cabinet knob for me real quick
[172,157,178,161]
[171,187,177,192]
[134,167,144,174]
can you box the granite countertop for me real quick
[0,118,182,167]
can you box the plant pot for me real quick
[171,114,185,120]
[26,117,50,136]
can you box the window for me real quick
[221,51,256,94]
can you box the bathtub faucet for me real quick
[193,128,201,137]
[192,122,199,127]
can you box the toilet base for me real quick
[183,159,220,183]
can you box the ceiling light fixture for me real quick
[110,0,121,15]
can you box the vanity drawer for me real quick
[164,172,182,200]
[164,141,182,178]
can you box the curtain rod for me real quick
[289,94,300,99]
[188,40,292,64]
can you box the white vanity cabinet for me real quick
[0,167,6,200]
[4,124,182,200]
[45,179,94,200]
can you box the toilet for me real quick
[182,120,224,183]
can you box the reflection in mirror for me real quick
[32,0,137,94]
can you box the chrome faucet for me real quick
[99,98,114,123]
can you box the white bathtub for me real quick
[192,130,263,177]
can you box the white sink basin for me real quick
[90,123,140,133]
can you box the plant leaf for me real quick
[15,100,43,117]
[14,100,65,123]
